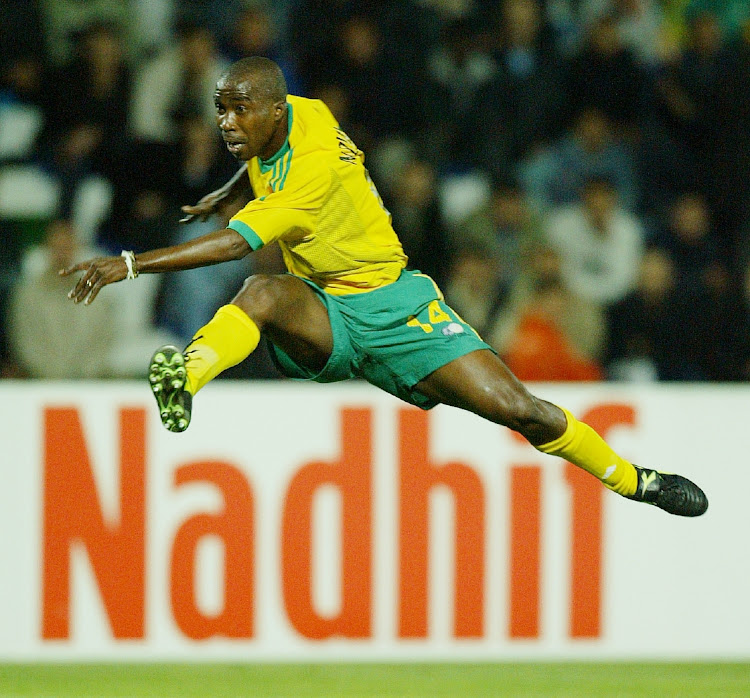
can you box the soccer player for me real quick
[62,57,707,517]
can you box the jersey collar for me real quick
[258,102,293,173]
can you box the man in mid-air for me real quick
[63,57,707,518]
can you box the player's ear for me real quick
[273,101,286,122]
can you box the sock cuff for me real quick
[536,406,577,455]
[216,303,260,334]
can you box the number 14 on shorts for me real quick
[407,300,479,339]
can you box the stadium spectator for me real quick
[290,0,431,102]
[177,0,264,50]
[566,12,645,130]
[8,219,117,378]
[501,276,603,382]
[128,0,176,59]
[656,192,728,293]
[486,241,606,368]
[520,107,639,213]
[443,242,507,338]
[321,11,424,153]
[605,246,714,380]
[465,0,567,176]
[286,0,354,93]
[453,178,543,291]
[12,215,184,379]
[39,0,129,67]
[544,176,645,308]
[638,10,729,215]
[129,21,228,144]
[0,56,52,368]
[38,21,132,214]
[307,83,351,132]
[165,114,237,211]
[657,194,740,380]
[385,158,450,289]
[441,237,606,368]
[219,3,301,96]
[423,15,497,167]
[94,141,173,254]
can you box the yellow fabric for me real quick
[184,304,260,395]
[537,407,638,496]
[229,95,408,295]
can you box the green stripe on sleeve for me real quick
[228,220,265,250]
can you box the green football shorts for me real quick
[268,269,495,409]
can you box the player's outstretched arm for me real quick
[60,228,252,305]
[179,163,253,225]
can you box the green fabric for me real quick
[269,270,494,409]
[227,219,264,250]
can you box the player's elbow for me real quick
[224,229,253,260]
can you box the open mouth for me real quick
[224,140,246,154]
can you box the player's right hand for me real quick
[179,188,232,224]
[60,255,128,305]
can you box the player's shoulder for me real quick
[287,95,344,165]
[287,94,338,126]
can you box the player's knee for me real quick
[491,384,546,434]
[234,274,285,324]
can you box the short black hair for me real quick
[220,56,287,102]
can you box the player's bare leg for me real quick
[231,273,334,371]
[415,349,708,517]
[416,348,565,444]
[149,274,333,432]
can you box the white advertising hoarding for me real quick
[0,381,746,661]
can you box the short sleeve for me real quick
[229,155,330,249]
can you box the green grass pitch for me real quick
[1,663,750,697]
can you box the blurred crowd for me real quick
[1,0,749,382]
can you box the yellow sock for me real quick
[184,304,261,395]
[537,407,638,496]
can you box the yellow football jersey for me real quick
[228,95,408,294]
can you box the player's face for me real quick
[214,77,285,161]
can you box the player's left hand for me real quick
[60,255,129,305]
